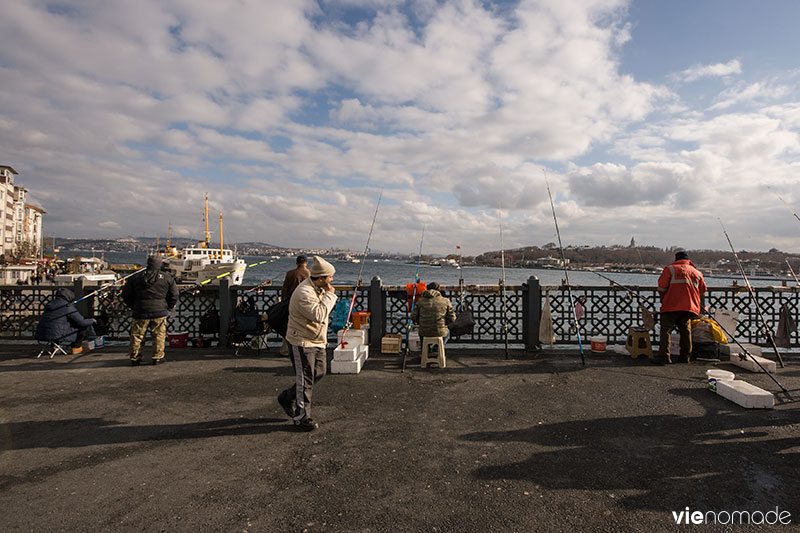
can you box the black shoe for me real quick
[277,393,295,418]
[152,358,166,365]
[294,418,318,432]
[130,359,141,366]
[652,356,672,366]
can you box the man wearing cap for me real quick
[278,256,338,431]
[656,250,707,364]
[282,255,310,300]
[122,255,179,366]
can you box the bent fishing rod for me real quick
[401,226,425,372]
[718,219,785,368]
[73,268,145,304]
[543,169,585,365]
[498,203,509,360]
[339,190,383,350]
[178,259,273,295]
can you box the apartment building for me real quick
[0,165,45,260]
[0,165,17,257]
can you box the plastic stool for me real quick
[421,337,446,368]
[626,327,653,359]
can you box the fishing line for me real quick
[339,190,383,349]
[592,271,655,330]
[718,218,785,368]
[543,169,585,365]
[401,225,425,372]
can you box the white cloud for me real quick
[1,1,800,255]
[677,59,742,83]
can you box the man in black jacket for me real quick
[122,255,179,365]
[35,288,96,349]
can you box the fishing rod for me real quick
[774,191,800,226]
[706,308,791,400]
[592,271,655,329]
[178,259,273,295]
[498,203,509,360]
[73,268,145,303]
[245,273,282,294]
[401,226,425,372]
[543,169,585,365]
[718,219,785,368]
[785,259,800,286]
[456,244,465,309]
[339,191,383,350]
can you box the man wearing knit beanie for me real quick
[655,250,706,365]
[277,256,337,431]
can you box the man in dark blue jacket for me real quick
[122,255,179,365]
[35,288,96,349]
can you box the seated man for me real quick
[35,288,96,349]
[411,282,456,348]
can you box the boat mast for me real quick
[203,193,210,249]
[167,221,172,249]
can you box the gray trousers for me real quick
[284,343,327,421]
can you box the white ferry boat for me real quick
[162,196,247,286]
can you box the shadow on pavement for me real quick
[458,403,800,513]
[2,416,294,451]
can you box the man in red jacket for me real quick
[656,250,707,364]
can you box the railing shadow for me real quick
[458,396,800,513]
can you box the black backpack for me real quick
[266,299,290,337]
[449,306,476,337]
[199,308,220,335]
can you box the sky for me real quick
[2,0,800,256]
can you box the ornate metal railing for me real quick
[2,280,798,349]
[384,285,526,344]
[543,284,800,347]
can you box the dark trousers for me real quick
[283,344,327,421]
[658,311,695,360]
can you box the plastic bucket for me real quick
[706,369,735,392]
[590,335,607,353]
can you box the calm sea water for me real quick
[91,251,787,289]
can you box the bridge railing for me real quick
[2,276,797,350]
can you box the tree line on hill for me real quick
[461,245,800,275]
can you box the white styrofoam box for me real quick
[337,329,367,346]
[719,343,763,358]
[331,349,367,374]
[333,346,359,362]
[728,353,777,373]
[715,379,774,409]
[359,343,369,361]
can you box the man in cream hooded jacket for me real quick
[278,256,337,431]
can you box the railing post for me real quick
[219,278,232,342]
[73,278,90,318]
[368,276,383,350]
[524,275,541,352]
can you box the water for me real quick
[93,251,787,288]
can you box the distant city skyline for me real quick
[2,1,800,255]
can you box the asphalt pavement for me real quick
[1,342,799,532]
